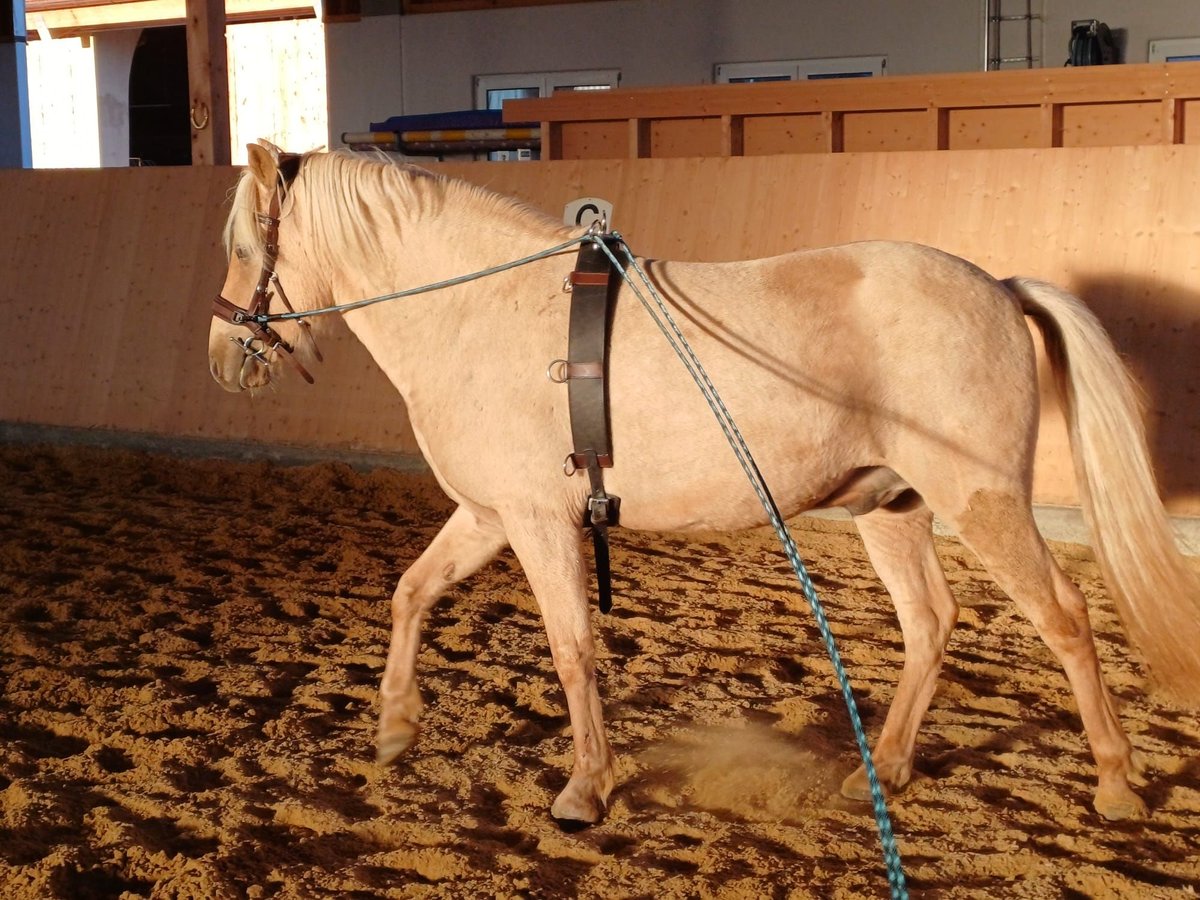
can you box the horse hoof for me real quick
[551,814,595,834]
[551,788,605,827]
[1094,787,1147,821]
[376,723,418,766]
[840,765,874,802]
[840,764,905,803]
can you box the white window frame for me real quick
[1149,38,1200,64]
[715,55,886,84]
[473,68,620,110]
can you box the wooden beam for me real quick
[541,120,560,160]
[820,111,844,153]
[627,117,649,159]
[720,114,743,157]
[1163,97,1183,144]
[185,0,229,165]
[505,63,1200,126]
[1,0,33,167]
[25,0,315,40]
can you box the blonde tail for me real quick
[1005,276,1200,703]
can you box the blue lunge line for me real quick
[256,231,908,897]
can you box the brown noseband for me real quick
[212,179,320,385]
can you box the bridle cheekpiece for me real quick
[211,162,320,384]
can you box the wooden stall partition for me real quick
[508,62,1200,159]
[2,146,1198,514]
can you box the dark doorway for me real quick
[128,26,190,166]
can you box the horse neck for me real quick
[307,161,571,301]
[295,160,574,392]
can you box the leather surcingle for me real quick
[559,233,624,613]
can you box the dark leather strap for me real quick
[563,236,623,613]
[566,236,622,472]
[581,448,619,614]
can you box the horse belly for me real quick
[604,394,869,533]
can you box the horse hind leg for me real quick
[841,500,959,801]
[377,504,507,766]
[953,489,1147,820]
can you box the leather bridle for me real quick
[211,170,321,385]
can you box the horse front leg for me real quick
[377,504,507,765]
[505,513,615,826]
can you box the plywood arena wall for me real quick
[0,146,1197,513]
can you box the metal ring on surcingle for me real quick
[546,359,569,384]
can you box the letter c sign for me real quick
[563,197,614,228]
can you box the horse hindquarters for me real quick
[846,463,1146,817]
[856,272,1147,818]
[953,494,1148,820]
[1006,277,1200,703]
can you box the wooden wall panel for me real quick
[2,146,1198,515]
[743,114,830,155]
[947,105,1043,150]
[0,167,417,456]
[841,110,937,152]
[558,120,626,160]
[1182,100,1200,145]
[227,18,327,165]
[649,117,724,158]
[511,63,1200,160]
[1060,101,1163,148]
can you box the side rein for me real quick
[211,155,322,384]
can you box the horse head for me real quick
[208,140,322,393]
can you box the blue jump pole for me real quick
[0,0,31,168]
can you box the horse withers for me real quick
[208,140,1200,826]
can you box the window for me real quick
[1149,38,1200,64]
[715,55,886,84]
[474,69,620,110]
[474,68,618,160]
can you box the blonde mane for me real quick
[221,150,570,262]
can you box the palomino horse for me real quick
[209,141,1200,826]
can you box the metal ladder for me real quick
[983,0,1042,70]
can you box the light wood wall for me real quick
[506,63,1200,159]
[1,145,1197,513]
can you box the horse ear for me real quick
[246,143,279,191]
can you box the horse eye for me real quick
[235,245,250,261]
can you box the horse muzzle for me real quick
[211,292,316,386]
